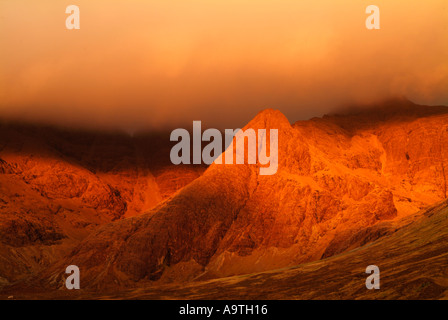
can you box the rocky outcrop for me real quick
[0,124,203,283]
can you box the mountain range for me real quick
[1,98,447,299]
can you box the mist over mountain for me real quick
[1,1,448,131]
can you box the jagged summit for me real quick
[245,108,291,130]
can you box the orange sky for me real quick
[0,0,447,130]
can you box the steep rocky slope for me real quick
[10,197,444,300]
[27,99,448,291]
[0,124,204,285]
[98,198,448,300]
